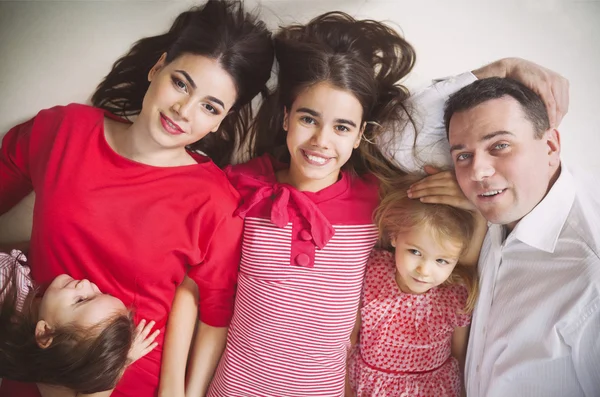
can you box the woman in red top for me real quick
[0,1,273,396]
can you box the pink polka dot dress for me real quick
[348,249,471,397]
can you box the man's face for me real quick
[448,96,560,230]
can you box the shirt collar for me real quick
[509,164,575,253]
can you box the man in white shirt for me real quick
[444,77,600,397]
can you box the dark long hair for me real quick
[92,0,274,167]
[248,12,416,180]
[0,255,134,394]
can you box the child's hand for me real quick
[407,166,477,213]
[128,319,160,364]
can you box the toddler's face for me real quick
[391,224,463,294]
[39,274,127,328]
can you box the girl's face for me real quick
[137,53,238,151]
[283,82,363,192]
[391,224,463,294]
[38,274,126,329]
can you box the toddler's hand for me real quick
[128,319,160,364]
[407,166,477,213]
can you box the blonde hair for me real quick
[374,175,479,312]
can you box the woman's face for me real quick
[283,81,364,192]
[137,53,238,151]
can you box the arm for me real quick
[472,57,569,128]
[0,192,34,247]
[565,304,600,396]
[451,326,470,397]
[380,58,569,172]
[158,276,199,397]
[407,167,487,267]
[184,322,228,397]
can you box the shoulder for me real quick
[35,103,101,122]
[366,249,394,278]
[567,168,600,259]
[225,154,275,189]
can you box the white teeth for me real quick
[482,189,503,197]
[306,153,328,164]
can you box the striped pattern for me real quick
[0,250,32,312]
[209,217,378,396]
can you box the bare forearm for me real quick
[159,277,199,397]
[185,322,228,397]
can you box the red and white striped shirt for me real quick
[208,155,379,396]
[0,250,33,312]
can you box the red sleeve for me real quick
[0,118,35,215]
[187,197,243,327]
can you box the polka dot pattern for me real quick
[348,249,471,396]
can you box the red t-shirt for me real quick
[0,104,243,396]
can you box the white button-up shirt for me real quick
[465,166,600,397]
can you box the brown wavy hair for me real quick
[374,175,479,312]
[0,255,135,394]
[91,0,274,167]
[247,11,416,180]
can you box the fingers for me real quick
[418,195,469,208]
[423,165,441,175]
[129,319,160,363]
[551,77,569,127]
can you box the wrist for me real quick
[472,58,514,80]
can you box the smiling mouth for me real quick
[160,113,184,135]
[301,149,332,166]
[479,188,506,198]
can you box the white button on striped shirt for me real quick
[465,166,600,396]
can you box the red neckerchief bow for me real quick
[234,177,335,250]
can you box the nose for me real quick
[310,126,329,148]
[76,279,92,290]
[470,155,495,182]
[171,98,192,121]
[415,262,431,278]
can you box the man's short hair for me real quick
[444,77,550,139]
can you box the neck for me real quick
[106,118,192,167]
[505,162,562,234]
[278,165,339,193]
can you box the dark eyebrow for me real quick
[296,107,320,117]
[206,96,225,110]
[450,130,515,153]
[334,118,357,128]
[175,70,196,89]
[296,108,357,127]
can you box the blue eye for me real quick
[456,153,472,162]
[493,143,509,150]
[408,249,421,256]
[436,259,450,265]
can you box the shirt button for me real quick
[295,253,310,267]
[299,229,312,241]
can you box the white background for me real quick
[0,0,598,170]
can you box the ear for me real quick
[283,107,289,132]
[354,123,366,149]
[545,128,561,167]
[35,320,54,349]
[389,234,396,247]
[148,52,168,82]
